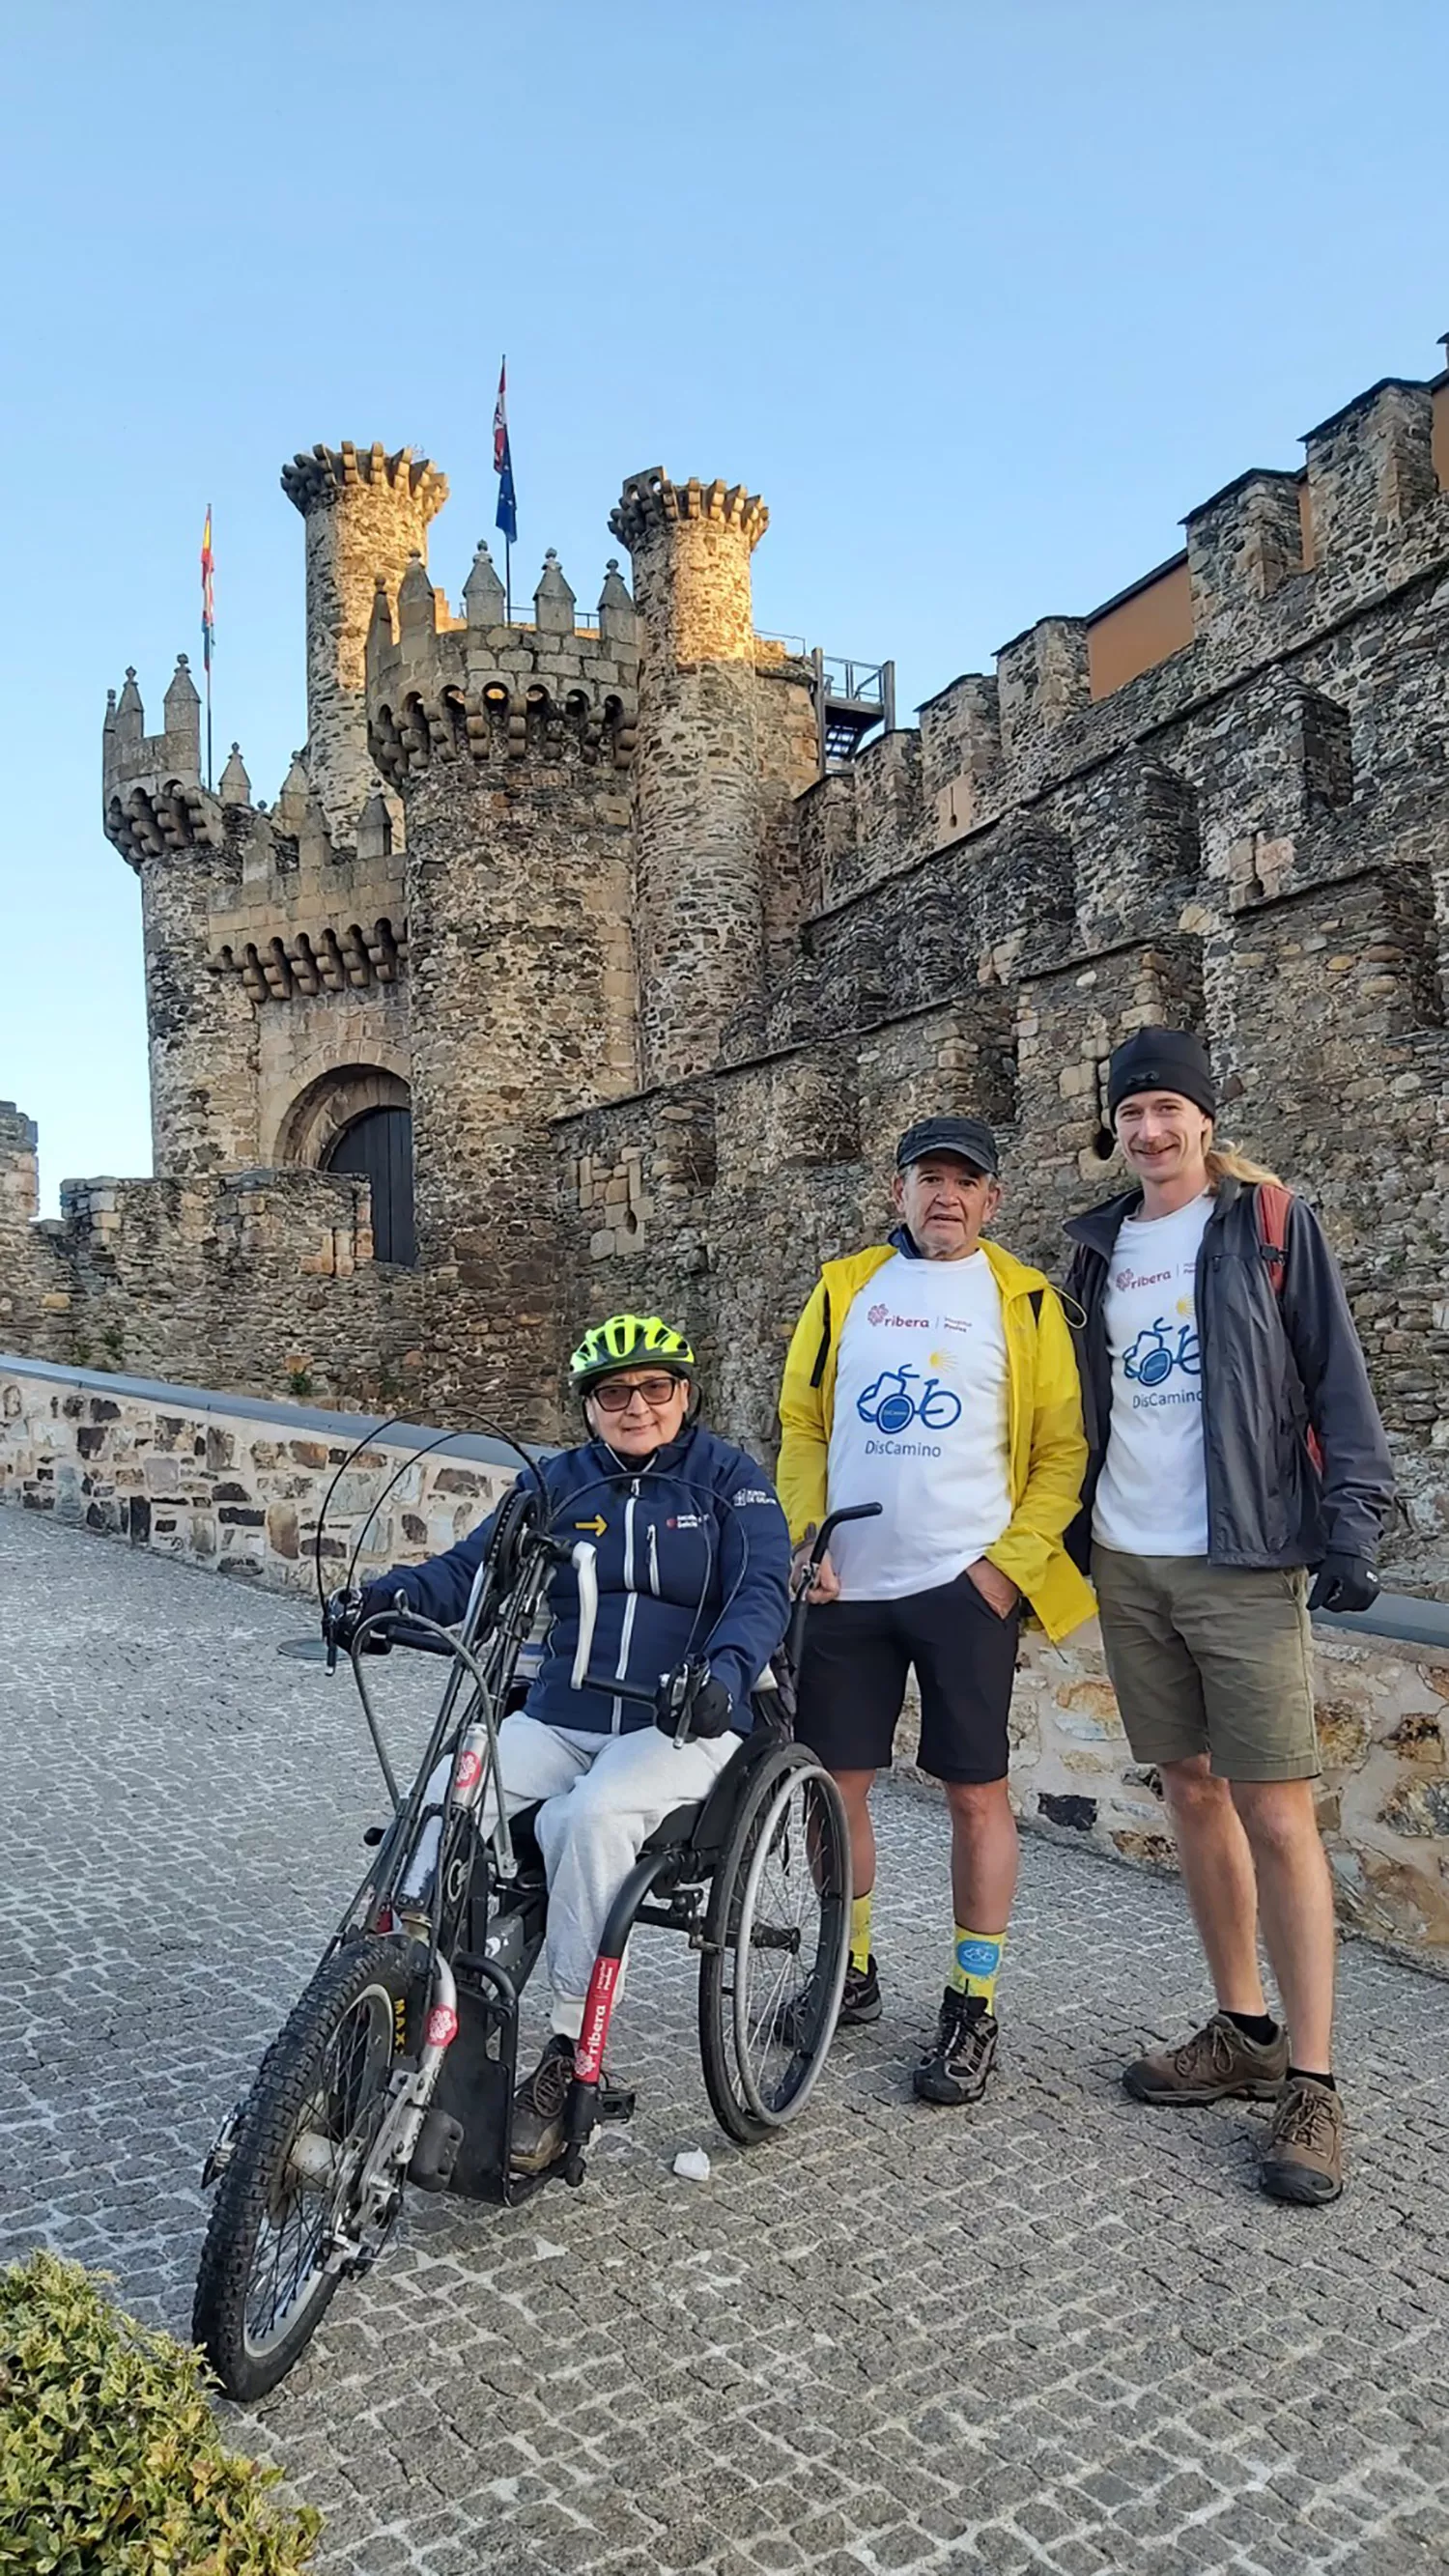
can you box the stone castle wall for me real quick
[0,1114,419,1408]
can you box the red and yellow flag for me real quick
[201,506,214,671]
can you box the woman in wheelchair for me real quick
[352,1310,791,2176]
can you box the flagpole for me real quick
[504,534,512,625]
[201,501,215,790]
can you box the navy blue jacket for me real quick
[364,1423,792,1738]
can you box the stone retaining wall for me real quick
[0,1357,514,1597]
[4,1353,1447,1970]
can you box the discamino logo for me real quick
[856,1366,962,1434]
[1122,1316,1201,1387]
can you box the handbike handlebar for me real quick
[795,1500,882,1591]
[781,1499,882,1671]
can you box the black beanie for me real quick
[1106,1027,1216,1121]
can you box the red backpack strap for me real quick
[1254,1181,1293,1297]
[1255,1183,1323,1470]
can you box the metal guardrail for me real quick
[817,655,891,705]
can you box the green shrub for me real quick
[0,2252,320,2573]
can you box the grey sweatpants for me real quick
[404,1714,737,2035]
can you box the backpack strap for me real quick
[1254,1184,1323,1472]
[1255,1181,1293,1297]
[1028,1288,1044,1324]
[809,1286,833,1389]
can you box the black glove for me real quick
[683,1670,734,1740]
[1308,1554,1379,1616]
[655,1661,734,1741]
[322,1585,393,1655]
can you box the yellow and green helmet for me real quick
[568,1311,696,1395]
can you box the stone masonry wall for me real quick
[0,1153,419,1412]
[0,1359,512,1595]
[5,1352,1446,1971]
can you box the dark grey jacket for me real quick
[1063,1177,1394,1571]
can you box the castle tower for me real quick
[610,472,770,1083]
[101,661,261,1178]
[365,537,640,1437]
[281,442,447,849]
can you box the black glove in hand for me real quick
[323,1586,364,1650]
[683,1672,734,1740]
[1308,1553,1379,1616]
[323,1585,393,1655]
[655,1662,733,1740]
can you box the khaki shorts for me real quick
[1091,1545,1319,1782]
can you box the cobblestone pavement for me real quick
[3,1506,1448,2575]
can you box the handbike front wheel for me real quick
[192,1933,419,2402]
[698,1747,850,2147]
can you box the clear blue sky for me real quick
[4,0,1447,1210]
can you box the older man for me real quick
[778,1117,1093,2108]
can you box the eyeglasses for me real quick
[589,1373,684,1413]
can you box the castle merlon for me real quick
[610,471,769,551]
[281,440,448,521]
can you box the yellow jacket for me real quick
[777,1239,1096,1644]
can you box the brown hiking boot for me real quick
[1261,2074,1344,2206]
[1123,2009,1289,2106]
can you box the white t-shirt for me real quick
[1093,1192,1212,1558]
[826,1250,1012,1599]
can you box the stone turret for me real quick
[610,471,771,1084]
[281,441,447,850]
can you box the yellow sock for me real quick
[950,1926,1004,2011]
[849,1892,873,1974]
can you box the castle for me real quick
[3,354,1448,1589]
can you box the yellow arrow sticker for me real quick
[574,1514,607,1536]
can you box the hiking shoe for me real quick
[1123,2010,1289,2106]
[509,2034,575,2175]
[1261,2075,1344,2206]
[912,1989,998,2106]
[839,1955,883,2026]
[775,1952,880,2051]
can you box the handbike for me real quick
[191,1486,877,2401]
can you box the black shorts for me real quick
[794,1572,1020,1785]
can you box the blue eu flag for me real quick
[496,439,518,545]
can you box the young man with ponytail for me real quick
[1064,1030,1393,2205]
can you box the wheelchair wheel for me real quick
[698,1745,850,2146]
[193,1933,420,2401]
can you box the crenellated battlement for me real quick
[281,440,448,523]
[103,657,202,798]
[908,370,1449,846]
[610,470,768,552]
[364,541,639,779]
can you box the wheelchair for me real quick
[192,1487,876,2401]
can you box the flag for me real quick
[201,506,215,672]
[493,360,517,545]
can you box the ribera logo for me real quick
[867,1302,929,1329]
